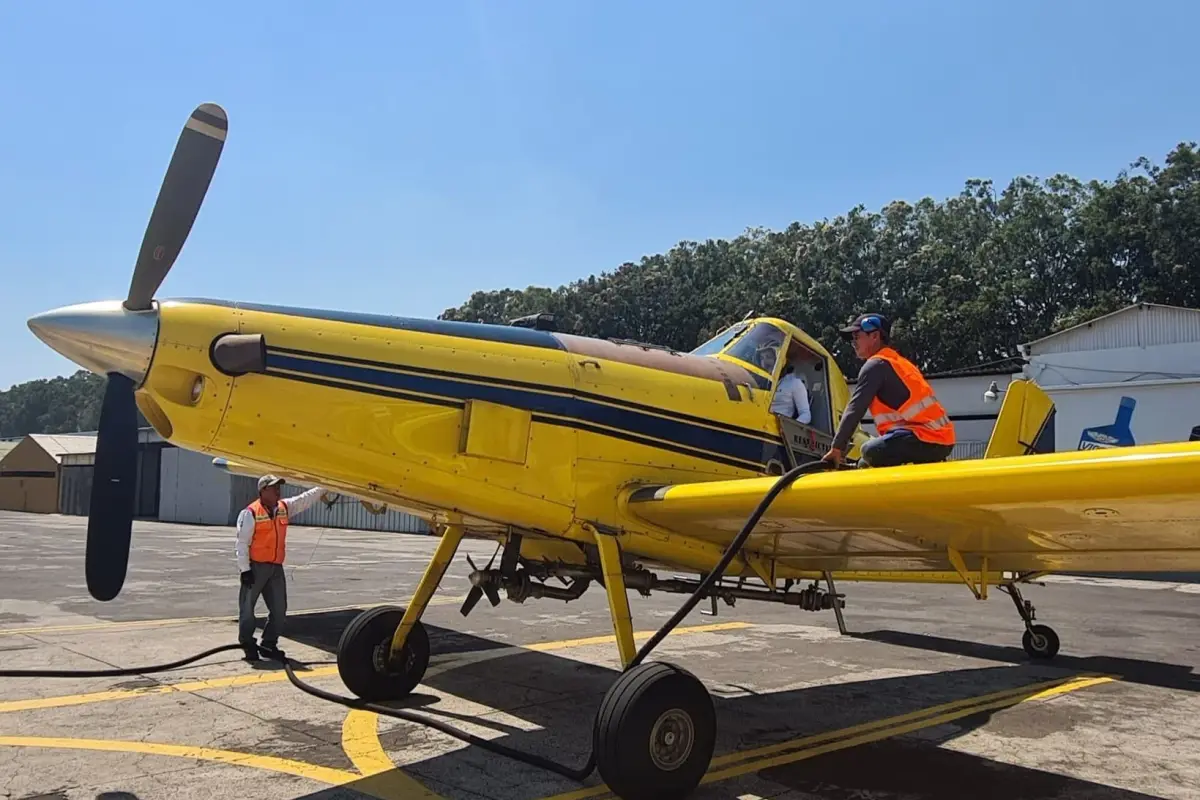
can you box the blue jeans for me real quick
[859,428,954,468]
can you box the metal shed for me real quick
[0,433,96,514]
[1019,303,1200,451]
[58,430,168,518]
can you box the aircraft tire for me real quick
[336,605,430,701]
[593,661,715,800]
[1022,624,1060,660]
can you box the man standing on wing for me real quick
[822,313,956,467]
[236,474,325,661]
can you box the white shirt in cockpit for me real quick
[770,371,812,424]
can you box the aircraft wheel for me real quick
[336,605,429,701]
[1022,624,1060,660]
[593,662,715,800]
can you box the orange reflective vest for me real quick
[867,347,956,445]
[248,498,288,564]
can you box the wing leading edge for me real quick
[623,441,1200,574]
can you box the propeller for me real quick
[85,103,227,602]
[460,547,503,617]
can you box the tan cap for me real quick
[257,474,285,491]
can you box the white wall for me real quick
[927,373,1015,445]
[1024,338,1200,452]
[159,446,234,525]
[1026,342,1200,388]
[1040,379,1200,452]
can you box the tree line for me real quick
[441,142,1200,377]
[3,142,1196,437]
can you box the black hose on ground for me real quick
[282,459,834,781]
[0,644,244,678]
[0,460,835,783]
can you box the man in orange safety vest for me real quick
[821,313,956,468]
[236,474,324,661]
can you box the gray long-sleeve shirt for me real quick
[830,357,912,452]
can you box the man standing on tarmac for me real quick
[821,313,956,468]
[236,474,325,661]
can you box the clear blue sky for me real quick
[2,0,1196,389]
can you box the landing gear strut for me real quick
[1004,580,1060,660]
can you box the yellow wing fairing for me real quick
[258,345,790,473]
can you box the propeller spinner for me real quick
[27,103,228,601]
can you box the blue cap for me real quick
[839,313,891,338]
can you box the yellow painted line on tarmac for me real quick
[0,665,341,715]
[332,621,752,795]
[0,735,360,785]
[0,621,751,716]
[541,673,1117,800]
[342,709,445,799]
[0,596,466,637]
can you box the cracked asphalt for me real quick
[1,510,1199,799]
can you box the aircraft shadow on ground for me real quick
[278,609,1159,800]
[850,629,1200,693]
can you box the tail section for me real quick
[984,379,1056,459]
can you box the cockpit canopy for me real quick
[690,321,787,376]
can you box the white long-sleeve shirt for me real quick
[770,371,812,424]
[235,486,324,572]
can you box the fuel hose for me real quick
[0,460,835,783]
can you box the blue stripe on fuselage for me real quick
[266,351,778,470]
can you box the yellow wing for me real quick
[624,440,1200,575]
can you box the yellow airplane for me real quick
[25,104,1200,800]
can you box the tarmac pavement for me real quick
[1,510,1198,799]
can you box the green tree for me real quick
[441,142,1200,377]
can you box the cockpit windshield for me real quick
[689,322,749,357]
[723,322,786,374]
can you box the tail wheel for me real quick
[336,605,429,701]
[593,662,716,800]
[1022,623,1060,660]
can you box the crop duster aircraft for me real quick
[26,104,1200,800]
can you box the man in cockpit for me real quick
[770,350,812,424]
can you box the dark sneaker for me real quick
[241,642,261,661]
[260,643,286,661]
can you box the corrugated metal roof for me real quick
[1024,303,1200,355]
[28,433,98,461]
[925,357,1027,379]
[0,441,18,461]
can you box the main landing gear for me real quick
[1003,580,1060,660]
[594,662,715,800]
[332,522,719,800]
[336,604,430,700]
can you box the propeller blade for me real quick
[125,103,228,311]
[460,586,483,617]
[85,373,140,601]
[482,584,502,607]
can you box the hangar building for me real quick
[865,303,1200,459]
[1017,303,1200,451]
[0,428,429,534]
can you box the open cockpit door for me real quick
[768,335,838,469]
